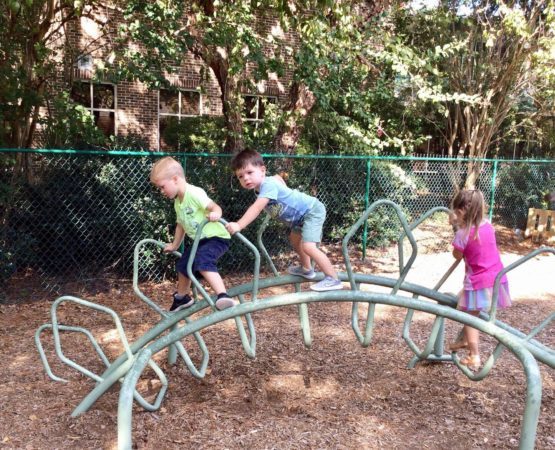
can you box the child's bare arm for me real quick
[205,200,222,222]
[452,248,463,260]
[164,223,185,252]
[226,197,269,234]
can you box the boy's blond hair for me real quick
[150,156,185,182]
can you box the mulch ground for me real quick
[1,224,554,450]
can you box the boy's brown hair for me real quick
[230,149,265,171]
[150,156,185,182]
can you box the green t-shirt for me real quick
[174,184,230,240]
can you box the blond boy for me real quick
[150,157,237,311]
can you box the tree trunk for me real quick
[271,81,315,154]
[202,52,245,153]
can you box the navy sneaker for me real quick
[170,293,194,312]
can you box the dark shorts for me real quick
[176,237,230,278]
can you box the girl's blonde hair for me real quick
[150,156,185,182]
[451,189,485,239]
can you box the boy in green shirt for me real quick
[150,157,237,311]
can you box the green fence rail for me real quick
[1,149,554,289]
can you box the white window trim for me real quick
[158,89,203,150]
[243,94,277,123]
[75,81,117,135]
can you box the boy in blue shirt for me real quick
[150,157,238,311]
[226,149,343,291]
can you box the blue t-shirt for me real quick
[257,176,316,227]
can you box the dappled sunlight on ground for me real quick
[1,224,553,449]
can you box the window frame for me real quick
[158,89,203,150]
[70,81,117,136]
[243,94,278,124]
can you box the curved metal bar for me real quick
[451,342,506,381]
[234,294,257,358]
[100,270,553,389]
[350,300,376,347]
[35,323,110,383]
[342,200,418,292]
[257,213,313,348]
[402,260,461,364]
[44,296,168,415]
[186,218,259,358]
[132,238,177,315]
[116,290,545,450]
[131,238,210,376]
[187,218,261,306]
[403,314,444,360]
[172,322,210,378]
[293,282,312,348]
[342,199,418,346]
[118,347,152,450]
[50,296,134,382]
[490,247,555,322]
[397,206,451,272]
[256,214,279,276]
[398,207,457,363]
[525,312,555,345]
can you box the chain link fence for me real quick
[1,149,554,292]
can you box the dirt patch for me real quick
[1,225,554,449]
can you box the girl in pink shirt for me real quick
[448,189,511,370]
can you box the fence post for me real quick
[179,155,188,254]
[489,160,498,221]
[362,159,372,260]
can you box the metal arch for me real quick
[35,296,168,415]
[115,290,547,450]
[34,202,554,450]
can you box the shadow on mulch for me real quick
[1,223,553,449]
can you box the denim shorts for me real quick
[176,237,230,278]
[291,199,326,243]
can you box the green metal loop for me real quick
[35,323,110,383]
[342,199,418,346]
[115,290,547,450]
[490,247,555,322]
[132,238,210,378]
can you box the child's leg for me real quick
[200,270,226,295]
[463,311,481,356]
[177,272,192,296]
[301,241,338,279]
[289,231,312,270]
[201,270,237,310]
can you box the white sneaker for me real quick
[287,265,316,279]
[310,276,343,292]
[216,296,239,310]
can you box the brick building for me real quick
[52,6,297,151]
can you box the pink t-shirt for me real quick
[453,221,507,290]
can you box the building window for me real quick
[70,82,116,136]
[243,95,277,125]
[159,89,202,150]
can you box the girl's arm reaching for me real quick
[226,197,269,234]
[452,248,463,260]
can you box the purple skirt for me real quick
[458,282,512,312]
